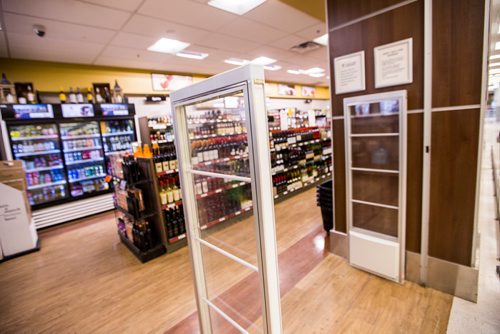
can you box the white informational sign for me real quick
[374,38,413,88]
[308,110,316,126]
[279,109,288,130]
[61,104,94,118]
[334,51,366,94]
[151,74,193,91]
[0,183,38,256]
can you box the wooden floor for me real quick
[0,188,452,333]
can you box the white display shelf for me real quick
[64,146,102,153]
[65,158,104,165]
[27,180,67,190]
[25,165,64,173]
[102,131,134,137]
[15,150,61,157]
[68,174,106,183]
[11,135,59,141]
[61,134,100,140]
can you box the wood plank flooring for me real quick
[0,188,452,333]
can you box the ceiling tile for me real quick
[3,13,116,45]
[94,56,161,70]
[100,45,170,63]
[81,0,143,12]
[295,22,326,40]
[246,45,296,63]
[270,34,307,51]
[138,0,237,31]
[8,32,105,63]
[0,32,8,57]
[110,32,157,50]
[216,17,288,44]
[122,15,209,44]
[2,0,131,30]
[245,0,320,34]
[197,33,260,54]
[304,47,328,61]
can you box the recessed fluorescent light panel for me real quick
[287,69,301,75]
[490,54,500,60]
[251,56,276,65]
[313,34,328,46]
[304,67,324,74]
[489,63,500,68]
[148,38,190,54]
[224,58,250,66]
[309,73,325,78]
[264,64,281,71]
[208,0,266,15]
[176,51,209,60]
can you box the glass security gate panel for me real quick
[9,123,68,206]
[344,91,407,283]
[171,65,281,334]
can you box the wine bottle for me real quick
[76,88,84,103]
[86,87,94,103]
[59,87,67,104]
[69,87,77,103]
[27,85,35,104]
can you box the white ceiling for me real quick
[0,0,329,86]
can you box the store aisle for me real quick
[0,187,453,333]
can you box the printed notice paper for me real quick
[374,38,413,88]
[334,51,366,94]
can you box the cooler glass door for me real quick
[8,123,68,206]
[171,65,281,334]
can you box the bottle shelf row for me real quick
[27,180,67,190]
[102,131,134,137]
[11,135,59,141]
[63,146,102,153]
[61,134,100,140]
[69,174,106,183]
[25,165,64,173]
[190,132,247,141]
[200,206,253,231]
[157,169,178,176]
[273,172,332,200]
[193,154,248,168]
[65,157,104,166]
[161,200,183,211]
[196,181,247,200]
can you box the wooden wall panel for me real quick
[327,0,410,28]
[432,0,484,107]
[428,109,480,266]
[329,0,424,116]
[332,120,347,233]
[406,113,423,253]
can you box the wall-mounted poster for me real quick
[278,84,296,96]
[374,38,413,88]
[151,74,193,92]
[334,51,366,94]
[301,86,316,97]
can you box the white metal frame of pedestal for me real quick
[170,64,282,334]
[344,90,407,283]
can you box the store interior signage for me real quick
[151,74,193,92]
[334,51,366,94]
[374,38,413,88]
[13,104,54,119]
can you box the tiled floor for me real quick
[446,120,500,333]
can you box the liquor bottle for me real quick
[86,87,94,103]
[26,85,35,104]
[159,181,167,205]
[69,87,77,103]
[95,88,104,103]
[113,80,123,103]
[59,87,67,103]
[104,87,112,103]
[166,179,174,204]
[76,88,84,103]
[153,144,163,173]
[172,181,180,202]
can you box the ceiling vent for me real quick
[290,41,322,54]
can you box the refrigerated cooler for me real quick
[0,103,137,228]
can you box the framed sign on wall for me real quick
[374,38,413,88]
[334,51,366,95]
